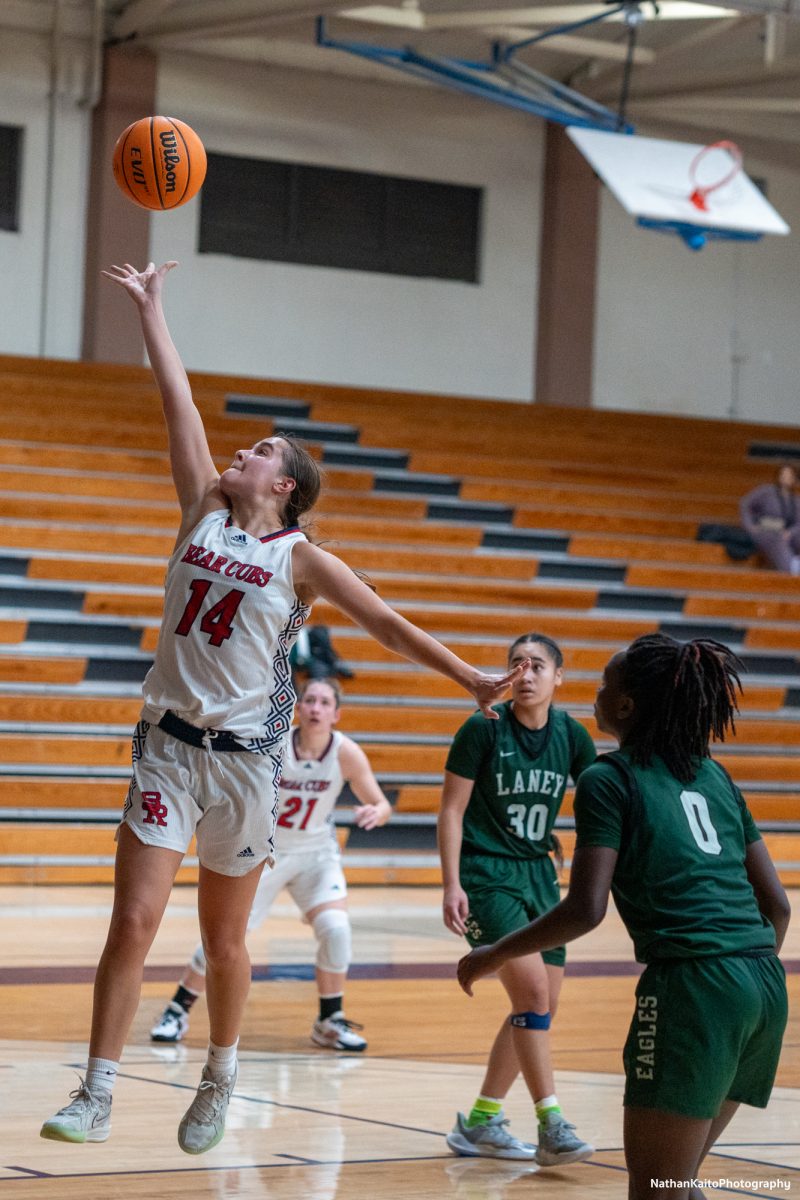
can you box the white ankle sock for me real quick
[85,1057,119,1095]
[206,1039,238,1079]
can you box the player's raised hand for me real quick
[457,944,501,996]
[101,261,179,306]
[468,658,530,719]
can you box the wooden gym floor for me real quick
[2,885,799,1199]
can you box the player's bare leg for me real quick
[199,861,266,1048]
[624,1106,714,1200]
[41,826,183,1144]
[177,860,267,1155]
[688,1100,740,1198]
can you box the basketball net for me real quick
[688,140,743,213]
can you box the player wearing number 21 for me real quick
[457,635,790,1200]
[40,261,526,1154]
[150,676,390,1052]
[438,633,596,1167]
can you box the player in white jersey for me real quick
[151,676,390,1052]
[40,260,527,1156]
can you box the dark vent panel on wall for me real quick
[0,125,22,232]
[199,153,482,283]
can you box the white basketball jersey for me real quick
[275,729,345,852]
[141,509,309,750]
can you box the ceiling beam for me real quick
[685,0,800,15]
[337,5,423,29]
[594,46,800,99]
[584,14,748,94]
[340,2,738,27]
[422,3,738,26]
[490,25,656,62]
[133,0,346,44]
[633,114,800,166]
[633,100,800,141]
[644,11,754,60]
[327,11,653,75]
[640,93,800,108]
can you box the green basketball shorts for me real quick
[623,952,787,1118]
[459,852,566,967]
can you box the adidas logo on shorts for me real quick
[236,846,255,858]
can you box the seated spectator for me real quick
[739,463,800,575]
[290,624,355,680]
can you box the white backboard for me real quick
[568,127,790,236]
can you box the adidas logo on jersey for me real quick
[230,532,249,545]
[236,846,255,858]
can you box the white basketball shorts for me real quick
[248,838,347,928]
[119,720,282,877]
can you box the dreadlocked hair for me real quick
[619,633,743,784]
[274,432,322,531]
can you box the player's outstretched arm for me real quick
[456,845,617,995]
[340,739,392,830]
[292,542,527,717]
[102,262,220,525]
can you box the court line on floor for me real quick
[2,1154,474,1184]
[708,1150,800,1172]
[62,1064,628,1141]
[88,1062,800,1173]
[38,1060,798,1181]
[6,1153,795,1197]
[83,1068,459,1139]
[0,960,643,985]
[5,958,800,986]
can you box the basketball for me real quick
[112,116,207,211]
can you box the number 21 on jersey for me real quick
[277,796,319,831]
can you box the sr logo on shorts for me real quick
[142,791,169,827]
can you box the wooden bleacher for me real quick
[0,353,799,886]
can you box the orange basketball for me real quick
[112,116,207,211]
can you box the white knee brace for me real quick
[190,942,207,977]
[312,909,351,974]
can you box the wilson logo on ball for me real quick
[159,128,181,194]
[112,115,207,211]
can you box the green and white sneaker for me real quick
[178,1065,237,1155]
[40,1079,112,1144]
[535,1112,594,1166]
[446,1111,537,1160]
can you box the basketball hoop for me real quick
[688,140,743,213]
[567,128,789,251]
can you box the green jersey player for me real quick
[438,632,596,1167]
[457,634,790,1200]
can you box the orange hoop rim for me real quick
[688,140,743,212]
